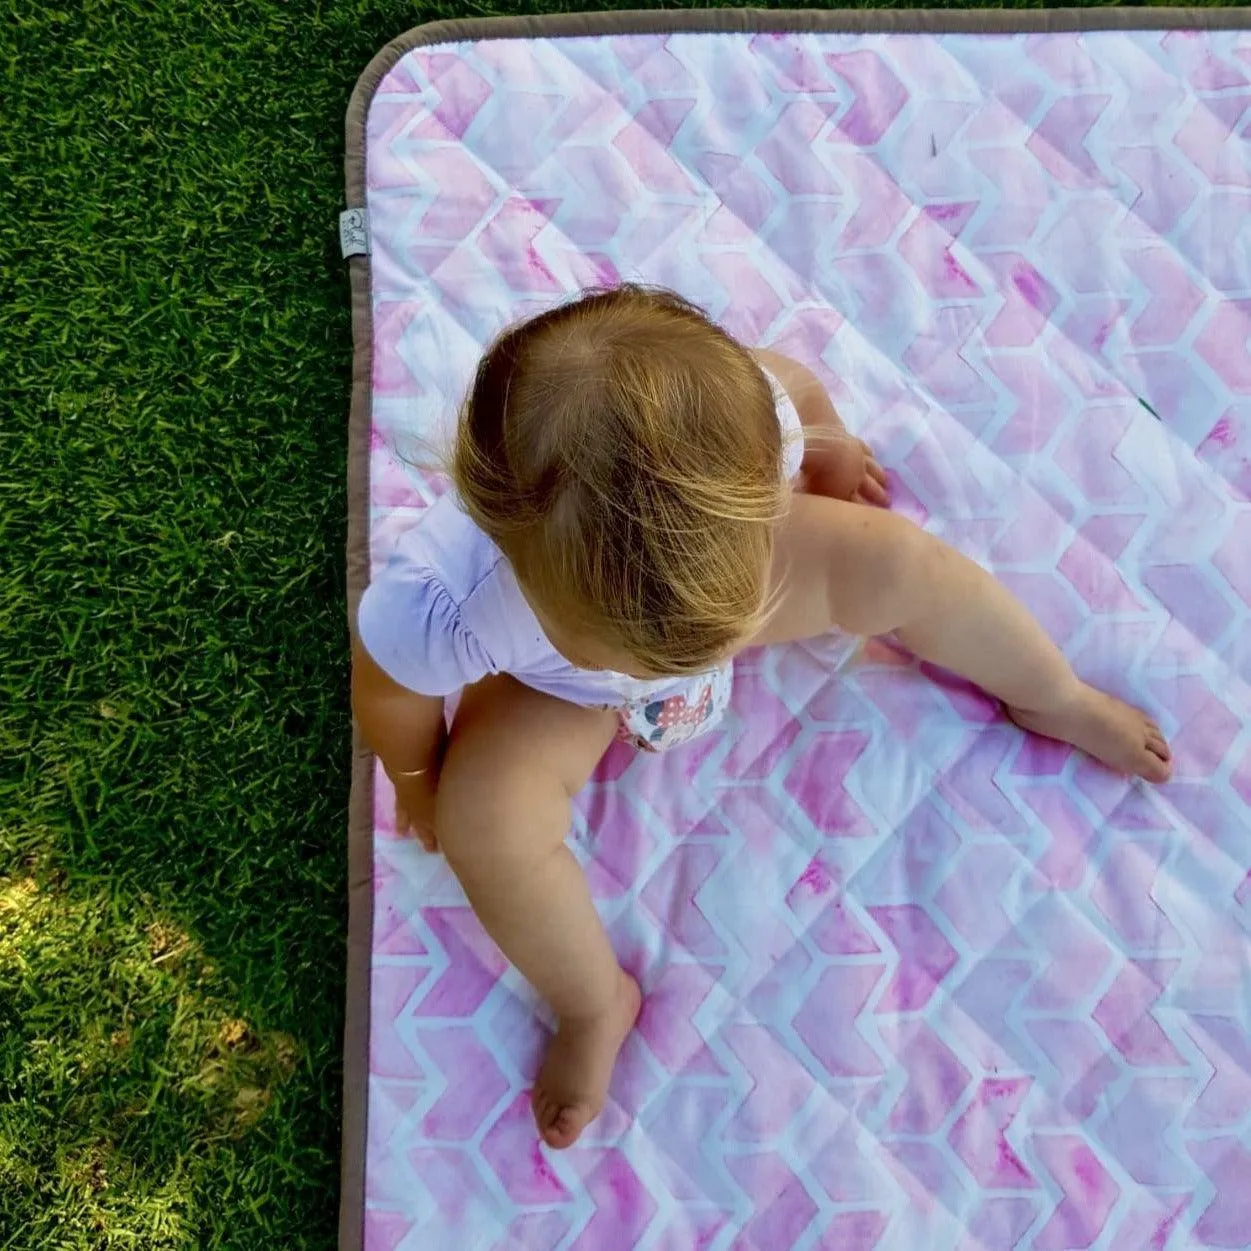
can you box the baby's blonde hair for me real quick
[452,286,787,676]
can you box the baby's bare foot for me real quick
[531,969,642,1150]
[1007,683,1172,783]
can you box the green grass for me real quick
[0,0,1227,1246]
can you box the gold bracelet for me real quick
[390,765,429,779]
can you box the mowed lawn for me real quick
[0,1,1212,1247]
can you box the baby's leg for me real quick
[436,675,638,1149]
[756,495,1171,782]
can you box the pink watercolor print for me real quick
[356,23,1251,1251]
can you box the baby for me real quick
[352,285,1172,1151]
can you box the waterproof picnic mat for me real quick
[341,11,1251,1250]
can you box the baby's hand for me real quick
[393,770,440,852]
[801,436,890,508]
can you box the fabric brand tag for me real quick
[339,208,370,259]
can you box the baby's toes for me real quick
[1141,717,1171,755]
[531,1089,554,1132]
[1141,736,1173,782]
[544,1109,580,1150]
[1146,734,1172,770]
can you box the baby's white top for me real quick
[356,367,804,707]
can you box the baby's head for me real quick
[452,286,787,677]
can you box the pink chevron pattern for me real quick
[361,28,1251,1251]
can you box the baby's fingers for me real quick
[397,802,438,852]
[863,453,889,490]
[859,473,891,508]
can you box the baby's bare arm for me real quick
[351,637,447,774]
[351,638,448,842]
[761,495,1077,713]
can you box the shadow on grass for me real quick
[0,866,329,1245]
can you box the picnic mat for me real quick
[340,10,1251,1250]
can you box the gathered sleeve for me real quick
[355,561,496,697]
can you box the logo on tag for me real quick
[339,208,370,258]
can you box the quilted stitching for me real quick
[363,30,1251,1251]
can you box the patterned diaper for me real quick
[616,663,734,753]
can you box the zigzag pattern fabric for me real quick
[361,29,1251,1251]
